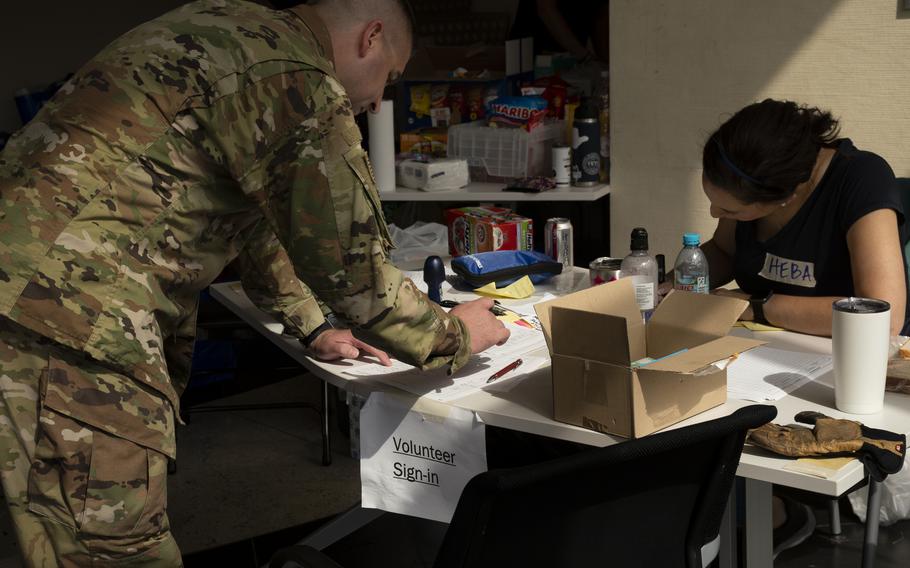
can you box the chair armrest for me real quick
[270,545,345,568]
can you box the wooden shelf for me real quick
[378,182,610,202]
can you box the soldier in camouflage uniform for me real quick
[0,0,509,564]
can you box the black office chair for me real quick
[899,178,910,286]
[827,176,910,538]
[269,404,776,568]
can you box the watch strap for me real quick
[750,291,773,325]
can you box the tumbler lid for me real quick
[832,297,890,314]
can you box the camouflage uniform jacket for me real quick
[0,0,470,414]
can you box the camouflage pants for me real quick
[0,318,182,566]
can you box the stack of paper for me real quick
[345,319,548,402]
[727,346,832,402]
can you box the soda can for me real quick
[589,257,622,286]
[551,145,571,186]
[544,217,574,269]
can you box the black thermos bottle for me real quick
[571,96,601,187]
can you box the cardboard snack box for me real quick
[400,129,448,157]
[535,279,765,438]
[444,206,533,257]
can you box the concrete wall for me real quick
[610,0,910,260]
[0,2,189,134]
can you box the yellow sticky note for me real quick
[474,275,535,299]
[734,321,785,332]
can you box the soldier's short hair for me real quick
[308,0,415,45]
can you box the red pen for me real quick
[486,358,523,383]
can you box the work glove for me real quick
[748,411,906,481]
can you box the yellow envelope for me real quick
[474,275,535,299]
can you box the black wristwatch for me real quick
[303,321,334,347]
[749,291,774,325]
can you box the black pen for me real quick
[486,358,523,383]
[439,299,511,317]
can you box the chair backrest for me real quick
[433,404,776,568]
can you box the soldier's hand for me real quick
[450,298,511,354]
[309,329,392,366]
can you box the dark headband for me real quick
[714,138,764,186]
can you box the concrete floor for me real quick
[171,377,361,556]
[0,375,362,567]
[0,373,908,566]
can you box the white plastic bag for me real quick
[848,452,910,525]
[388,222,448,269]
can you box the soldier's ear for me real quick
[358,19,384,59]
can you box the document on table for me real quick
[401,268,457,296]
[727,346,832,402]
[344,321,548,402]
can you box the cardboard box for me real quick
[535,279,765,438]
[444,206,533,257]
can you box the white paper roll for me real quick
[367,100,396,193]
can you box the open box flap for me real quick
[551,307,635,365]
[643,335,766,373]
[535,278,645,357]
[646,290,749,358]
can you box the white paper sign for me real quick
[360,392,487,523]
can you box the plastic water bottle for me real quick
[620,227,658,319]
[673,233,710,294]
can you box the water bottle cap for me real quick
[630,227,649,251]
[682,232,700,246]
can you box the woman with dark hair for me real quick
[698,98,908,337]
[695,99,909,557]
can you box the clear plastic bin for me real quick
[447,120,565,182]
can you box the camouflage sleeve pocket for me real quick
[342,145,395,254]
[27,352,173,550]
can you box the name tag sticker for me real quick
[758,253,817,288]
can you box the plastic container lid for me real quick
[683,232,700,247]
